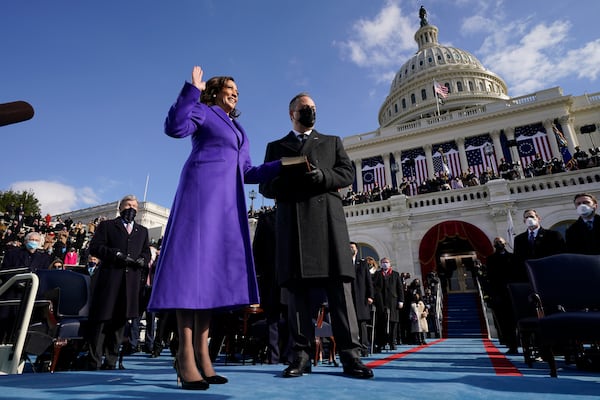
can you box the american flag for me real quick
[401,148,428,186]
[433,80,448,99]
[465,135,498,176]
[362,156,386,191]
[515,123,552,166]
[432,142,461,178]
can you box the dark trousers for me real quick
[87,319,126,368]
[358,320,370,351]
[287,280,361,363]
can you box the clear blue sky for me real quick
[2,0,599,215]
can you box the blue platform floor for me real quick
[0,338,598,399]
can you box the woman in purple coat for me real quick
[148,66,279,390]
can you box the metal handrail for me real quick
[0,272,39,374]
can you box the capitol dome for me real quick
[379,9,509,128]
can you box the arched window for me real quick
[411,94,416,104]
[402,99,407,109]
[468,81,474,91]
[355,242,379,262]
[457,81,463,92]
[421,89,427,101]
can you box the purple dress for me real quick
[148,82,279,311]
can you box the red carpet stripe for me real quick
[366,338,446,368]
[482,338,523,376]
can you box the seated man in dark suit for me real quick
[1,231,52,272]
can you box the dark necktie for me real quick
[298,134,308,143]
[528,231,535,246]
[587,220,594,230]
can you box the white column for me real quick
[543,119,561,160]
[505,127,524,178]
[559,115,577,155]
[490,130,503,166]
[355,158,363,192]
[424,144,434,179]
[394,151,403,185]
[382,153,392,187]
[456,137,467,175]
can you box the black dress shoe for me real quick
[283,353,312,378]
[100,363,116,370]
[202,374,228,384]
[342,358,374,379]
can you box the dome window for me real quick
[419,60,423,66]
[469,81,474,91]
[411,64,415,70]
[457,82,463,92]
[411,94,416,104]
[402,99,407,109]
[428,57,432,63]
[394,103,398,113]
[421,89,427,101]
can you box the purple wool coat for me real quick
[148,82,280,312]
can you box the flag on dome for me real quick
[433,80,448,99]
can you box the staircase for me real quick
[444,292,486,338]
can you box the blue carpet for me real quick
[0,338,598,399]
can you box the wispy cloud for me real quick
[461,8,600,95]
[10,180,100,215]
[334,0,415,83]
[337,1,600,96]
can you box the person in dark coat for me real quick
[372,257,404,352]
[259,92,373,379]
[513,209,566,267]
[1,231,52,272]
[0,231,52,342]
[85,194,151,371]
[350,242,374,356]
[565,193,600,255]
[485,236,523,354]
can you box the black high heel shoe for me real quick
[174,360,209,390]
[202,373,228,384]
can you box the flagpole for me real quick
[434,79,441,117]
[143,173,149,202]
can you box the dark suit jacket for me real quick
[373,270,404,322]
[565,214,600,255]
[351,257,374,321]
[513,227,566,266]
[88,217,151,321]
[259,130,355,287]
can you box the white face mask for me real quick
[577,204,594,217]
[525,217,538,228]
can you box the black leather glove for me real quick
[116,251,127,261]
[305,168,324,184]
[134,257,146,268]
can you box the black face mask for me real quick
[120,208,137,223]
[297,107,316,128]
[494,243,505,251]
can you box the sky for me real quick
[2,0,599,216]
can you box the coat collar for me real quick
[210,106,244,148]
[281,130,321,154]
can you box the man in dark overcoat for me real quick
[565,193,600,255]
[372,257,404,352]
[513,209,565,269]
[85,194,151,370]
[350,242,374,356]
[259,92,373,379]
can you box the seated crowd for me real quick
[343,152,597,205]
